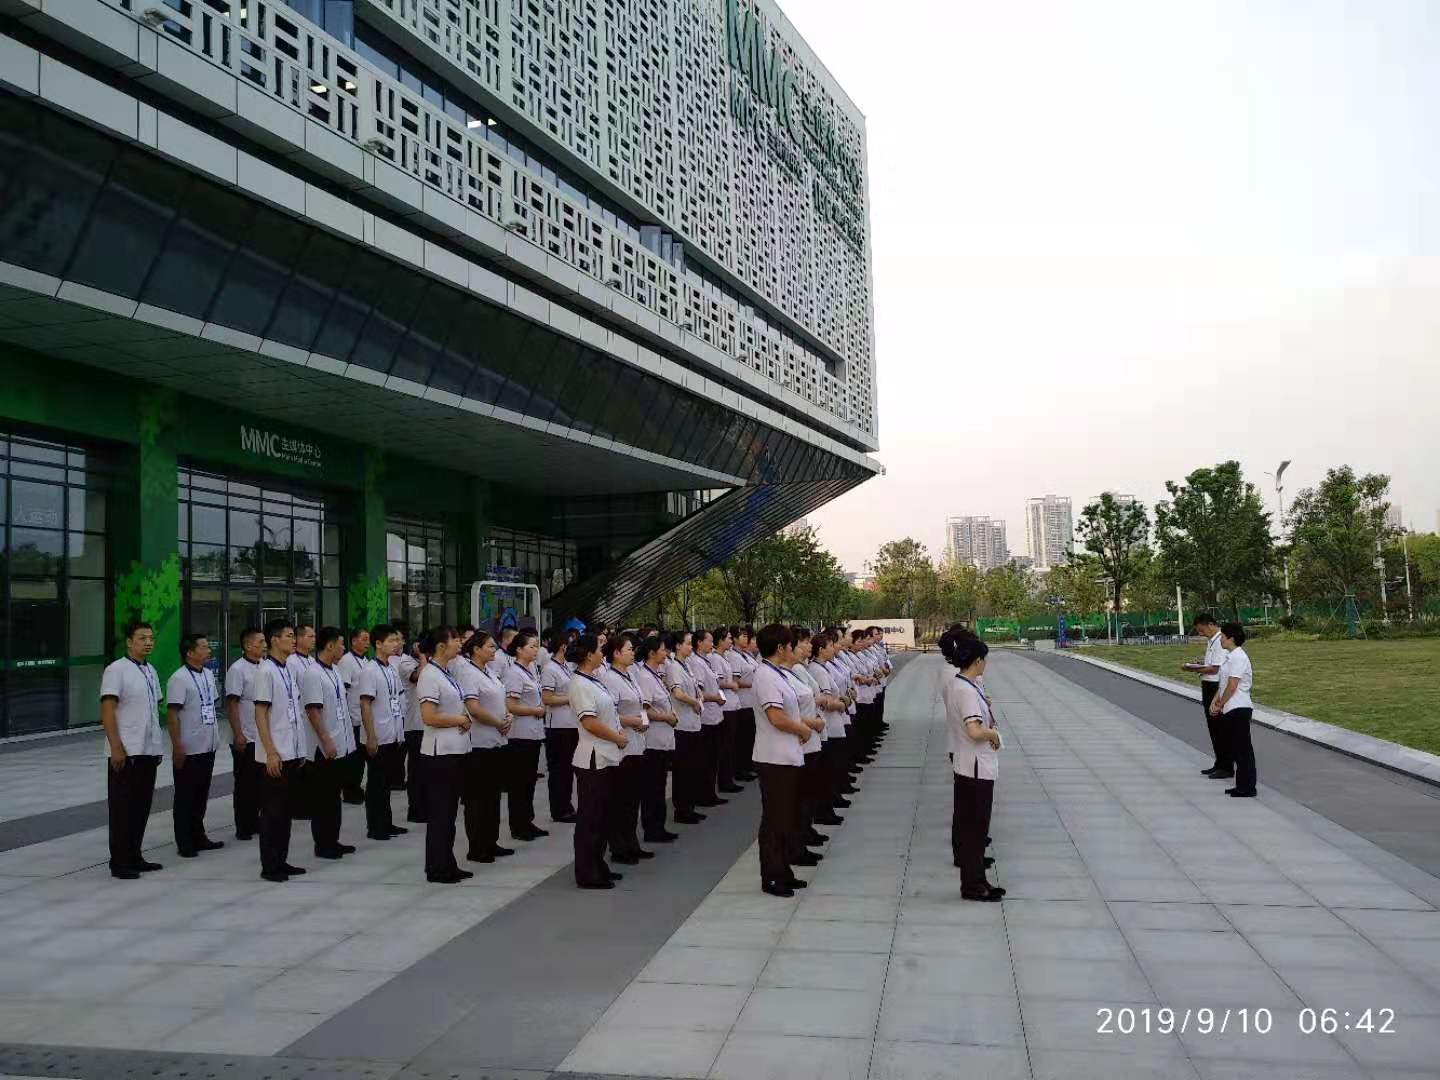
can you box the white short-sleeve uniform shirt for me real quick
[301,661,356,759]
[335,651,370,727]
[703,651,731,715]
[286,652,317,686]
[394,655,422,733]
[165,664,221,756]
[1202,632,1225,684]
[727,649,757,711]
[1219,647,1254,712]
[600,665,648,758]
[688,654,723,726]
[808,660,849,738]
[790,662,823,754]
[637,662,675,751]
[944,673,998,781]
[664,656,702,733]
[417,663,470,756]
[100,657,166,758]
[751,659,805,767]
[363,659,405,746]
[502,660,545,741]
[571,670,623,770]
[252,657,307,765]
[224,657,262,743]
[452,657,507,750]
[541,658,577,730]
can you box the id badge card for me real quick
[201,703,218,725]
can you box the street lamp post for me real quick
[1266,461,1293,619]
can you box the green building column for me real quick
[344,447,389,633]
[112,391,182,686]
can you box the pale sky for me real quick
[782,0,1440,572]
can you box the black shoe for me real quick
[260,870,289,883]
[367,832,393,841]
[636,849,656,860]
[833,798,852,809]
[1202,765,1221,775]
[612,854,640,865]
[805,831,828,844]
[387,826,409,836]
[815,815,844,826]
[674,812,705,824]
[467,853,495,863]
[111,868,142,880]
[719,785,744,794]
[427,871,464,884]
[735,773,758,782]
[336,843,356,854]
[136,860,163,873]
[762,881,795,898]
[281,864,307,876]
[530,826,550,838]
[986,836,993,846]
[696,798,728,807]
[963,888,1003,902]
[783,877,809,889]
[513,831,539,842]
[491,845,516,857]
[406,813,428,824]
[236,832,256,841]
[607,871,624,882]
[984,856,995,868]
[454,868,474,880]
[1227,789,1257,798]
[553,813,578,824]
[342,793,366,805]
[177,849,199,859]
[1209,770,1235,780]
[314,849,345,860]
[644,831,679,843]
[579,880,616,890]
[198,839,225,852]
[793,853,821,867]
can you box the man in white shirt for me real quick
[1208,622,1258,798]
[288,623,317,681]
[252,619,309,883]
[166,632,224,859]
[302,626,358,860]
[361,624,409,841]
[751,624,813,899]
[1183,612,1233,779]
[226,627,266,841]
[335,627,371,805]
[100,619,167,880]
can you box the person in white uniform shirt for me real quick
[806,631,850,824]
[600,633,652,865]
[453,630,512,863]
[225,626,265,842]
[788,627,830,862]
[710,628,744,794]
[359,624,409,841]
[252,619,310,883]
[940,628,1004,902]
[665,630,705,824]
[398,637,428,824]
[727,627,759,783]
[100,619,166,880]
[501,630,548,841]
[165,632,224,859]
[569,634,628,889]
[636,635,679,844]
[487,627,517,680]
[751,624,813,898]
[287,623,316,682]
[1209,622,1258,798]
[1183,612,1233,779]
[335,627,372,805]
[417,626,473,884]
[300,626,357,861]
[689,630,727,807]
[540,629,579,823]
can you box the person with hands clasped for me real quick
[224,627,265,842]
[502,630,549,842]
[665,630,706,824]
[940,628,1004,903]
[166,632,224,860]
[252,619,310,883]
[569,634,628,889]
[540,628,579,823]
[417,627,473,884]
[101,619,167,880]
[751,623,816,898]
[300,626,357,861]
[636,635,680,844]
[360,624,409,841]
[452,630,513,864]
[1208,622,1257,798]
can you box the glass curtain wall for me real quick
[385,515,460,633]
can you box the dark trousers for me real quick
[716,713,738,788]
[672,729,702,813]
[802,750,826,828]
[423,753,464,877]
[640,748,672,837]
[172,749,215,854]
[365,741,404,836]
[953,773,995,896]
[608,754,644,857]
[823,737,848,801]
[757,762,801,885]
[505,738,542,835]
[259,758,303,875]
[1225,708,1257,793]
[1201,682,1231,770]
[734,708,757,778]
[699,723,722,801]
[405,730,427,822]
[463,747,504,857]
[107,754,160,872]
[309,750,343,854]
[544,728,579,817]
[342,727,366,801]
[231,741,260,837]
[574,761,614,886]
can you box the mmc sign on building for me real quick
[0,0,877,735]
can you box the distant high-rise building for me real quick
[1025,496,1074,570]
[1384,504,1404,532]
[946,516,1009,571]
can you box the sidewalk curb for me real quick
[1063,651,1440,790]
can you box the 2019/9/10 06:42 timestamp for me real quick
[1096,1007,1397,1036]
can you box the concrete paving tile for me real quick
[868,1040,1030,1080]
[1008,925,1132,961]
[557,1024,726,1078]
[1300,882,1434,910]
[672,917,789,949]
[1334,1013,1440,1070]
[157,1006,329,1054]
[1196,881,1321,907]
[32,1003,202,1049]
[1123,929,1267,968]
[1097,877,1207,903]
[707,1032,870,1080]
[1334,907,1440,940]
[1109,901,1230,932]
[306,925,463,972]
[896,898,1007,927]
[205,929,351,968]
[1140,962,1303,1009]
[992,875,1103,901]
[891,923,1011,964]
[1374,936,1440,988]
[795,893,899,923]
[637,945,773,987]
[877,988,1023,1046]
[758,950,888,992]
[239,967,394,1012]
[1175,1006,1353,1065]
[1218,904,1355,936]
[735,986,880,1038]
[600,982,751,1032]
[1244,931,1399,972]
[779,918,894,954]
[1279,965,1440,1016]
[0,1000,58,1041]
[128,963,282,1007]
[1031,1047,1201,1079]
[1190,1064,1364,1080]
[1018,996,1187,1056]
[114,928,241,964]
[1014,955,1155,1002]
[1002,897,1116,928]
[29,961,167,1001]
[885,952,1014,997]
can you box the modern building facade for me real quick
[0,0,879,736]
[1024,495,1073,570]
[944,515,1008,571]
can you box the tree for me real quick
[1153,461,1273,616]
[981,564,1034,621]
[1288,467,1395,606]
[1077,493,1150,616]
[715,534,791,626]
[1123,548,1175,625]
[936,554,982,627]
[868,538,936,621]
[1044,556,1108,615]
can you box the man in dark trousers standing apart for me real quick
[100,620,166,880]
[1183,613,1231,780]
[165,633,224,859]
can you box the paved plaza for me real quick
[1,653,1438,1079]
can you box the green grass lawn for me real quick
[1081,640,1440,756]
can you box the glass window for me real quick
[10,578,63,658]
[349,259,427,374]
[390,281,452,385]
[268,230,348,352]
[7,529,64,577]
[67,532,105,578]
[481,311,534,413]
[210,207,306,336]
[67,579,107,657]
[65,147,183,300]
[143,180,251,319]
[312,248,388,362]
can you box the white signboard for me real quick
[845,619,915,650]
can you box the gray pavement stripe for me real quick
[0,774,235,854]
